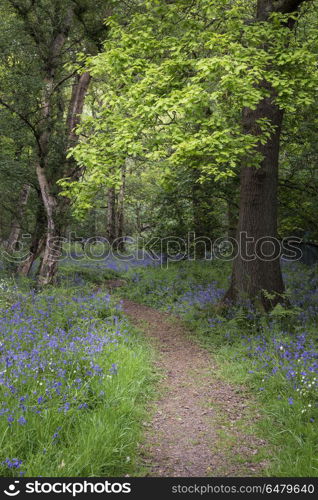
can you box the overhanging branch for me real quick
[0,97,41,151]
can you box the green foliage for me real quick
[64,0,318,209]
[54,0,318,246]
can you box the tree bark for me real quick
[223,0,307,311]
[224,82,285,310]
[5,184,31,252]
[29,6,73,286]
[19,202,46,276]
[192,182,205,238]
[37,71,91,286]
[13,4,90,286]
[66,72,91,151]
[114,163,127,252]
[107,186,117,247]
[4,3,104,285]
[227,199,238,241]
[36,161,62,286]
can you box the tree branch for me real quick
[0,98,40,149]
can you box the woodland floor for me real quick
[122,299,269,477]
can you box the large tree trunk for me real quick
[66,72,91,151]
[36,162,62,286]
[223,0,307,311]
[20,5,89,286]
[5,184,31,252]
[224,82,285,310]
[37,71,91,286]
[29,6,73,286]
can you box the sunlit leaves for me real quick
[65,0,318,212]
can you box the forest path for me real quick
[122,299,268,477]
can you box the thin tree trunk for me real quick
[19,203,46,276]
[66,72,91,150]
[36,162,62,285]
[136,204,142,237]
[4,4,104,285]
[192,185,205,238]
[31,8,72,286]
[20,236,46,277]
[107,186,117,247]
[223,0,307,311]
[5,184,31,251]
[114,164,126,251]
[227,199,239,241]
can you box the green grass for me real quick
[24,333,156,477]
[207,340,318,476]
[0,276,157,477]
[58,262,121,287]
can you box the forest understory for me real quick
[0,254,317,477]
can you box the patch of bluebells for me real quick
[128,260,318,415]
[55,251,167,288]
[166,282,225,314]
[239,331,318,410]
[282,260,318,324]
[206,262,318,416]
[2,458,22,469]
[0,289,126,474]
[127,267,225,314]
[61,250,165,275]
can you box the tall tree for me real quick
[223,0,311,310]
[0,0,111,284]
[61,0,318,305]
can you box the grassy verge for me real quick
[119,260,318,477]
[0,276,156,477]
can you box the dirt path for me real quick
[122,299,268,477]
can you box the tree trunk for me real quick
[223,0,307,311]
[136,204,142,237]
[36,71,91,286]
[224,84,285,310]
[5,184,31,252]
[22,5,89,287]
[107,186,117,247]
[66,73,91,149]
[227,199,238,241]
[192,185,205,239]
[191,168,211,257]
[3,4,104,285]
[35,162,61,285]
[114,164,126,252]
[19,203,46,276]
